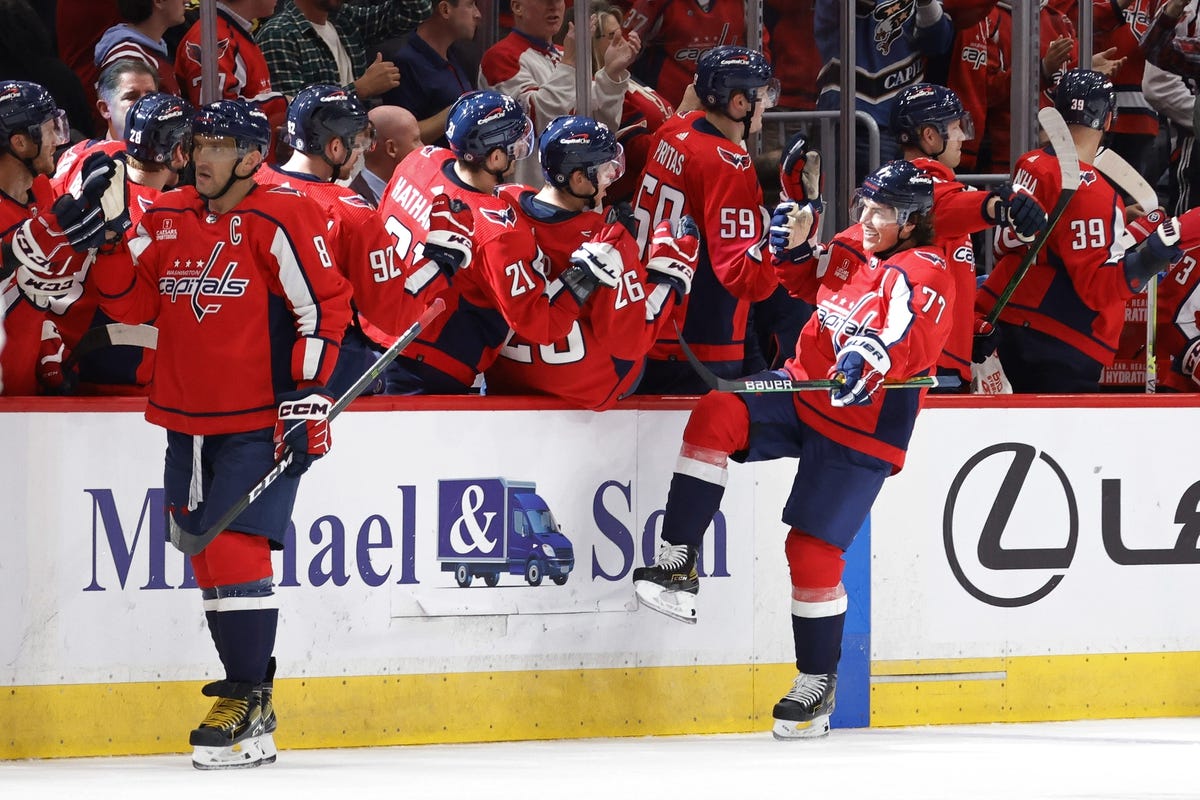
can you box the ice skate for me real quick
[256,657,277,765]
[633,542,699,623]
[190,680,266,770]
[772,672,836,740]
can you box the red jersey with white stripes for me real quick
[487,186,680,409]
[255,166,420,338]
[632,110,775,376]
[378,147,585,388]
[1156,253,1200,392]
[776,230,953,470]
[91,183,352,434]
[51,139,127,197]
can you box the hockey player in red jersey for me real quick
[978,69,1185,392]
[631,45,781,395]
[486,115,699,409]
[891,83,1047,388]
[633,160,954,739]
[56,91,194,394]
[0,81,125,396]
[378,90,623,394]
[91,100,353,769]
[255,85,429,396]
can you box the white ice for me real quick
[4,719,1199,800]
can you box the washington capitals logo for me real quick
[716,147,751,169]
[817,291,883,351]
[185,38,230,65]
[872,0,915,56]
[339,194,373,210]
[1079,170,1097,187]
[480,206,517,227]
[157,242,249,323]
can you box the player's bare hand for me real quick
[355,53,401,97]
[1041,37,1074,79]
[562,21,577,67]
[1092,47,1125,77]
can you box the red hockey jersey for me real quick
[92,184,353,434]
[255,166,420,339]
[979,148,1134,364]
[51,139,127,198]
[777,229,953,470]
[486,185,680,409]
[1155,254,1200,392]
[377,146,585,388]
[632,110,775,375]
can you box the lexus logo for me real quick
[943,443,1079,607]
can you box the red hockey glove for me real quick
[1124,213,1183,291]
[645,215,699,302]
[274,388,334,477]
[1123,207,1170,248]
[971,316,999,364]
[1175,336,1200,389]
[423,194,474,277]
[779,132,823,206]
[828,333,891,407]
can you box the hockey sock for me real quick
[213,578,278,684]
[662,393,750,547]
[786,530,848,674]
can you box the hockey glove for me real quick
[1176,336,1200,388]
[1121,207,1170,248]
[645,215,699,302]
[769,200,819,263]
[985,183,1046,243]
[779,132,823,205]
[605,201,637,237]
[971,316,1000,364]
[828,333,891,407]
[423,194,474,277]
[274,388,334,477]
[1123,213,1183,291]
[562,237,623,304]
[36,320,74,395]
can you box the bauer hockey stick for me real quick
[675,326,960,393]
[175,297,447,556]
[985,106,1081,326]
[1094,147,1162,394]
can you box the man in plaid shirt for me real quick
[256,0,432,100]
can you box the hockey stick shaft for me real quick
[63,323,158,371]
[675,326,958,393]
[176,297,446,556]
[985,107,1081,326]
[1094,148,1159,212]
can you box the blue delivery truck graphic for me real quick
[437,478,575,587]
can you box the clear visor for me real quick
[851,196,904,228]
[594,143,626,187]
[45,109,69,147]
[349,123,376,153]
[506,119,535,161]
[759,79,781,110]
[190,134,244,163]
[945,113,975,142]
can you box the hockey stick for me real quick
[675,326,959,393]
[63,323,158,371]
[174,297,446,556]
[1094,147,1161,394]
[984,107,1081,326]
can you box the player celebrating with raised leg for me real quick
[633,162,954,740]
[91,100,353,769]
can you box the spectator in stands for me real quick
[94,0,186,97]
[57,0,120,135]
[761,0,820,157]
[814,0,954,180]
[621,0,746,110]
[350,104,423,206]
[1141,0,1200,215]
[380,0,479,147]
[255,0,430,101]
[585,1,672,205]
[0,0,96,139]
[175,0,287,145]
[480,0,637,188]
[1091,1,1160,184]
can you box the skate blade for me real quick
[191,740,265,770]
[258,732,277,765]
[771,713,831,740]
[634,580,697,624]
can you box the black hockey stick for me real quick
[675,326,959,393]
[985,106,1080,326]
[63,323,158,371]
[174,297,446,556]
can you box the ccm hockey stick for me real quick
[675,326,960,393]
[1094,147,1162,393]
[62,323,158,371]
[985,106,1080,326]
[175,297,447,556]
